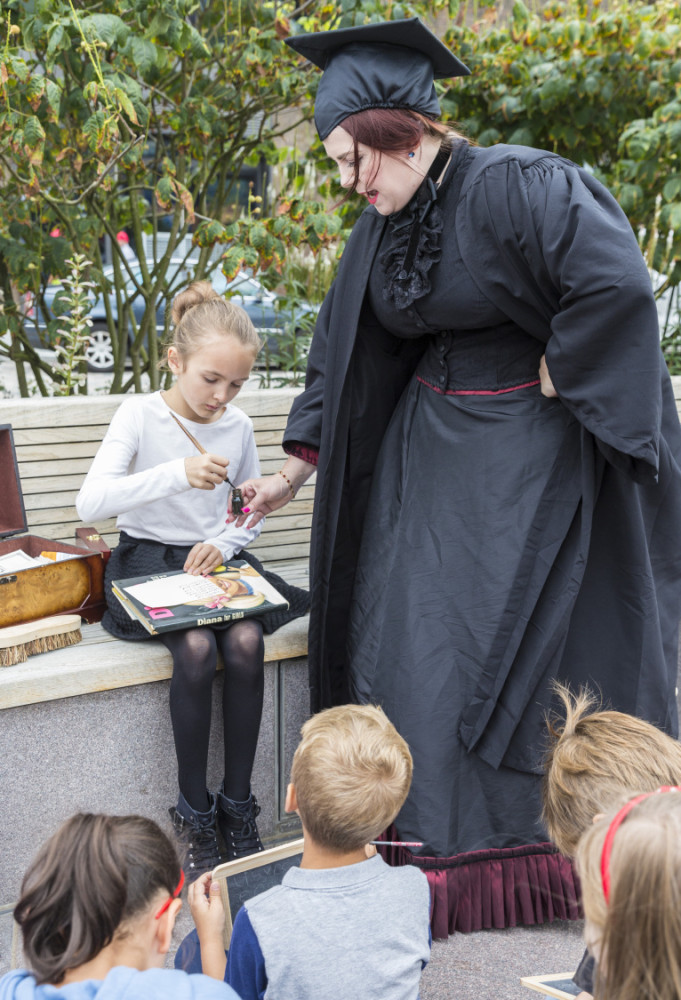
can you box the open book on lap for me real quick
[112,560,289,635]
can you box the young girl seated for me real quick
[576,786,681,1000]
[0,813,239,1000]
[76,282,308,875]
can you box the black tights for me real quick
[161,619,265,813]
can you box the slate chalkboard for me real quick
[225,852,302,919]
[521,973,580,999]
[174,846,304,975]
[211,837,305,948]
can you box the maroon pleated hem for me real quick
[374,831,581,939]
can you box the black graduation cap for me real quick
[286,18,470,140]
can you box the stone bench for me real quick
[0,387,312,968]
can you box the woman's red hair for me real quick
[338,108,466,195]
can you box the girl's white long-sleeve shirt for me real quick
[76,391,263,560]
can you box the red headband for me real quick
[154,869,185,919]
[600,785,681,904]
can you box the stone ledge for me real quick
[0,615,309,710]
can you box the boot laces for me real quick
[186,823,222,869]
[223,799,262,855]
[170,808,222,872]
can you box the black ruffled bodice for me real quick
[368,139,546,391]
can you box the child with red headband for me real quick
[542,684,681,997]
[576,787,681,1000]
[0,813,239,1000]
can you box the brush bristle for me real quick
[25,628,82,657]
[0,625,83,666]
[0,645,29,667]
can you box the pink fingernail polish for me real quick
[242,507,251,513]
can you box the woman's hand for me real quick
[185,453,229,490]
[227,456,317,528]
[227,473,295,528]
[184,543,223,576]
[188,874,227,981]
[539,354,558,397]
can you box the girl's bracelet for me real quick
[277,469,296,499]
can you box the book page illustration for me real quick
[123,573,226,608]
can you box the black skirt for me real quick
[102,530,310,640]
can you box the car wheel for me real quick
[85,323,116,372]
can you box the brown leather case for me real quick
[0,424,110,627]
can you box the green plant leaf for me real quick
[80,14,130,48]
[23,115,45,146]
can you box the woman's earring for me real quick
[408,151,415,158]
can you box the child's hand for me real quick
[185,453,229,490]
[189,873,226,938]
[188,874,227,981]
[184,543,223,576]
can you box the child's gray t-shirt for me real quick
[226,853,431,1000]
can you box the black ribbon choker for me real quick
[381,139,453,311]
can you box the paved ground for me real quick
[421,921,584,999]
[0,352,145,398]
[0,354,268,398]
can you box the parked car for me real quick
[24,261,317,372]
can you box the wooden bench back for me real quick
[2,376,680,576]
[0,388,313,575]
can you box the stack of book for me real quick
[112,560,289,635]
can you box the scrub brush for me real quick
[0,615,82,667]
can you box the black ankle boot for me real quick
[169,790,223,878]
[217,786,264,861]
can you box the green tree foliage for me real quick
[440,0,681,276]
[1,0,679,394]
[0,0,356,393]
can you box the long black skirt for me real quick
[348,378,582,933]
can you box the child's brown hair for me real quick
[542,684,681,857]
[577,790,681,1000]
[290,704,413,852]
[14,813,181,985]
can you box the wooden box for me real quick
[0,424,109,628]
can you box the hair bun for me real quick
[171,280,220,326]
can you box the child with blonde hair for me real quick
[0,813,239,1000]
[576,787,681,1000]
[190,704,431,1000]
[543,684,681,858]
[77,282,308,875]
[542,684,681,996]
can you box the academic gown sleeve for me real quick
[455,148,681,768]
[459,149,663,482]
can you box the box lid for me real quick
[0,424,28,538]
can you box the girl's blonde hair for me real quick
[542,683,681,858]
[159,280,262,369]
[577,790,681,1000]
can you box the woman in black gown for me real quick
[229,18,681,936]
